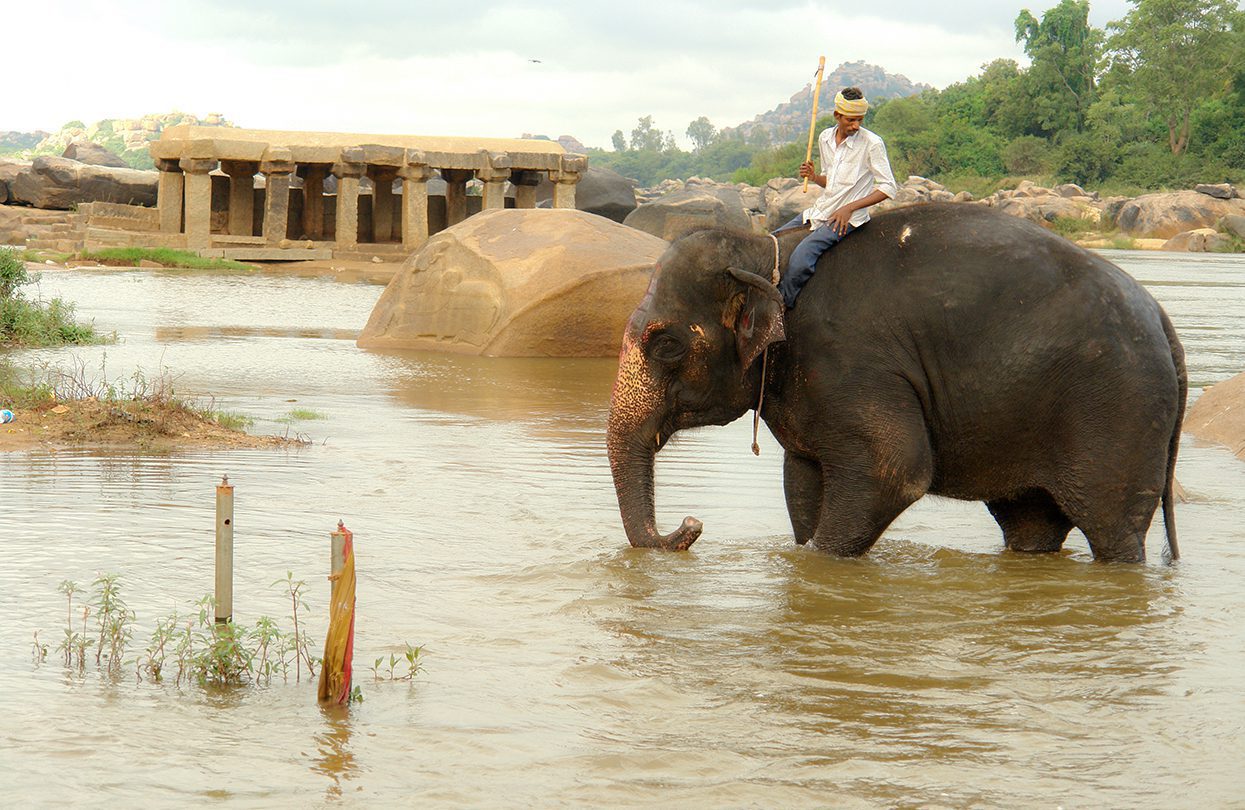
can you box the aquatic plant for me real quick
[37,573,421,693]
[370,643,425,682]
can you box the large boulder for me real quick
[996,194,1100,225]
[1161,228,1231,252]
[623,186,751,240]
[1115,191,1245,239]
[1217,214,1245,240]
[10,156,157,210]
[1185,371,1245,461]
[0,159,30,207]
[764,178,821,230]
[63,141,128,168]
[357,208,666,357]
[535,165,637,223]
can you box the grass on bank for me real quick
[0,355,265,444]
[1,247,105,347]
[78,247,254,271]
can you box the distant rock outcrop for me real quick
[357,209,666,357]
[720,60,931,145]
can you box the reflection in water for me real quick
[313,705,359,801]
[0,254,1242,805]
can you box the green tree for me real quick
[1106,0,1243,154]
[611,130,627,152]
[686,116,716,153]
[629,116,665,152]
[1014,0,1103,134]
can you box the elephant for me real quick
[606,203,1186,562]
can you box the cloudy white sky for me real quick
[8,0,1134,148]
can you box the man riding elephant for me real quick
[775,86,898,308]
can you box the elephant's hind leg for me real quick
[986,490,1074,553]
[784,452,822,545]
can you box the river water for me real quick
[1,250,1243,807]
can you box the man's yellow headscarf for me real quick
[834,92,869,117]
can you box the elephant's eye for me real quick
[647,331,687,365]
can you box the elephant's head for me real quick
[606,228,788,550]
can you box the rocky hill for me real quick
[0,112,234,169]
[720,60,931,145]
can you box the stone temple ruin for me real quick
[82,126,587,260]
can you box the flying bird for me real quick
[528,58,542,63]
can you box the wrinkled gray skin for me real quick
[606,204,1186,561]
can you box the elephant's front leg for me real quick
[783,451,822,545]
[808,406,933,556]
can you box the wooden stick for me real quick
[803,56,826,193]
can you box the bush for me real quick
[1053,134,1119,186]
[0,247,102,347]
[1003,136,1051,174]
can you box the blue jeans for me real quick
[775,215,856,308]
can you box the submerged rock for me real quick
[357,208,666,357]
[1185,370,1245,461]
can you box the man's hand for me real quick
[798,162,824,187]
[827,205,854,235]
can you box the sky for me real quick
[8,0,1135,149]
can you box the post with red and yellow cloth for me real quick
[317,520,356,705]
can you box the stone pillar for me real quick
[368,166,399,242]
[301,165,329,240]
[477,150,512,211]
[441,169,473,227]
[222,160,258,236]
[510,170,542,210]
[332,148,366,250]
[260,148,295,244]
[155,158,184,234]
[179,157,217,250]
[400,154,433,249]
[549,154,588,210]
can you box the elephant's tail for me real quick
[1160,308,1186,562]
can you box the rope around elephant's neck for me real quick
[752,234,781,456]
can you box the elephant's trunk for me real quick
[606,335,703,551]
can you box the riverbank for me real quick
[0,395,294,452]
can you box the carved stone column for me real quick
[549,154,587,210]
[400,152,433,249]
[260,148,295,244]
[369,166,399,242]
[179,157,217,250]
[222,160,258,236]
[332,148,366,250]
[510,170,542,210]
[155,158,184,234]
[441,169,473,227]
[477,150,512,211]
[300,165,329,240]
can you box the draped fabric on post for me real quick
[317,527,356,705]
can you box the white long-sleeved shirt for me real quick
[803,125,898,229]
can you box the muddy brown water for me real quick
[1,251,1243,806]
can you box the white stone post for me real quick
[441,169,473,227]
[477,150,512,211]
[510,170,542,210]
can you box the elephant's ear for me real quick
[727,267,785,373]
